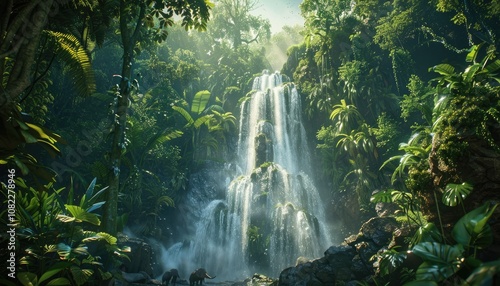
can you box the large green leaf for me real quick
[370,189,393,203]
[416,262,457,282]
[193,114,213,129]
[86,201,105,213]
[46,278,72,286]
[77,178,108,213]
[81,178,97,207]
[391,190,413,204]
[485,59,500,73]
[152,130,183,146]
[378,248,407,276]
[59,205,101,225]
[465,44,483,63]
[412,242,464,282]
[97,232,118,245]
[38,262,71,284]
[70,266,93,286]
[18,272,38,286]
[430,64,455,76]
[20,130,39,143]
[82,232,117,245]
[410,223,442,247]
[452,202,498,248]
[56,243,72,258]
[465,259,500,286]
[172,106,194,126]
[442,182,472,207]
[191,90,211,114]
[463,63,481,83]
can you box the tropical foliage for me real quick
[1,0,500,284]
[369,43,500,285]
[0,178,128,286]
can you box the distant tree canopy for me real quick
[208,0,271,50]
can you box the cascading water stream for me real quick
[163,71,331,279]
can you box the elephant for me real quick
[189,268,215,285]
[162,269,180,285]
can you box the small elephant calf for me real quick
[162,269,180,286]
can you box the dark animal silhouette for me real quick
[189,268,215,285]
[162,268,180,285]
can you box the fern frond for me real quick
[44,30,96,97]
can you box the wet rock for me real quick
[350,255,371,278]
[279,258,335,286]
[178,161,232,235]
[295,256,311,266]
[375,202,400,217]
[118,235,154,276]
[255,132,273,167]
[344,234,360,246]
[278,217,402,285]
[314,264,335,285]
[359,217,399,246]
[324,245,356,269]
[354,241,379,266]
[278,246,353,285]
[389,225,416,249]
[252,273,276,284]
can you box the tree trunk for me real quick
[0,0,54,161]
[0,0,52,115]
[101,51,132,235]
[102,0,145,235]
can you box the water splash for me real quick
[162,71,331,279]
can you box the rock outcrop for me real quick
[429,124,500,260]
[278,217,399,285]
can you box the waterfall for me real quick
[162,71,331,279]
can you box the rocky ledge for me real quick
[278,217,400,285]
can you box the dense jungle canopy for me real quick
[1,0,500,285]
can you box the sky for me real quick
[251,0,304,34]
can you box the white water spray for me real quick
[163,71,331,279]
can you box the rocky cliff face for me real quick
[429,121,500,259]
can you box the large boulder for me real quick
[118,235,154,276]
[278,217,400,285]
[359,217,399,247]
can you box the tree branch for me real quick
[1,0,53,112]
[0,0,42,58]
[130,2,147,47]
[0,0,13,40]
[119,0,130,52]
